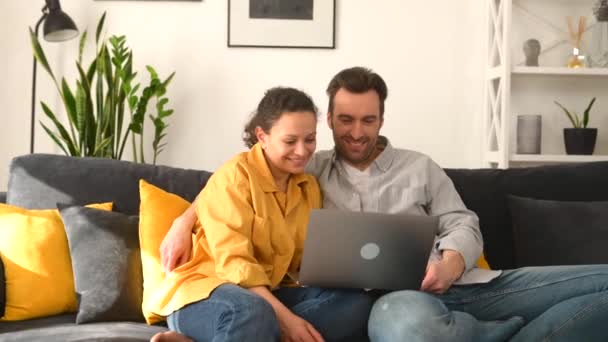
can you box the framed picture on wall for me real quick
[228,0,336,48]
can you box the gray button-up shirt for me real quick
[305,137,501,284]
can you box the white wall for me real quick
[0,0,485,191]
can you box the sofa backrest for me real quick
[7,154,608,271]
[6,154,212,215]
[445,161,608,270]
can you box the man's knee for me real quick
[368,291,449,341]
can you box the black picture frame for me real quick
[228,0,336,49]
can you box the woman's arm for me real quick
[160,200,199,274]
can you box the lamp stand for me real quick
[30,8,47,154]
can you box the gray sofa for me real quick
[0,154,211,341]
[2,154,608,341]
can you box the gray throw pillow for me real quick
[1,254,5,317]
[58,204,144,324]
[509,195,608,267]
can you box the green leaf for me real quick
[78,30,88,65]
[40,123,70,156]
[103,45,113,90]
[93,136,113,157]
[86,57,97,84]
[583,97,596,129]
[161,72,175,89]
[75,81,87,135]
[61,78,78,129]
[554,101,580,128]
[40,102,79,155]
[29,27,56,82]
[95,12,107,44]
[160,109,174,118]
[146,65,158,80]
[157,98,169,107]
[129,122,142,134]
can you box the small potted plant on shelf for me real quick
[554,97,598,155]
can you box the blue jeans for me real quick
[168,283,375,342]
[369,265,608,342]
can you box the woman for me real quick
[150,87,374,342]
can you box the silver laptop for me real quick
[298,209,437,291]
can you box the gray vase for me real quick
[516,115,542,154]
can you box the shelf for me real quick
[510,154,608,163]
[512,66,608,76]
[486,66,506,80]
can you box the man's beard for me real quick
[333,131,378,166]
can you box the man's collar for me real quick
[330,136,395,172]
[247,143,309,193]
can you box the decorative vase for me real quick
[567,16,588,68]
[563,128,597,155]
[590,0,608,67]
[567,47,588,68]
[516,115,542,154]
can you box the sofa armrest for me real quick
[0,191,6,204]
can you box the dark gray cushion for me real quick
[445,161,608,269]
[509,195,608,267]
[0,192,6,204]
[0,313,167,341]
[58,204,144,324]
[7,154,211,215]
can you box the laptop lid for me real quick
[298,209,437,291]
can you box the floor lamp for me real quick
[31,0,78,153]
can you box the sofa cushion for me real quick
[0,313,167,341]
[445,161,608,270]
[7,154,211,215]
[509,195,608,267]
[0,252,5,318]
[0,202,111,321]
[138,180,192,325]
[58,204,145,324]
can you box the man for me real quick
[161,67,608,341]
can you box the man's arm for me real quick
[427,161,483,270]
[421,159,483,293]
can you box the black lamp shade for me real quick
[43,9,78,42]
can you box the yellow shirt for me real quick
[148,143,321,317]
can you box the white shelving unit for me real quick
[482,0,608,168]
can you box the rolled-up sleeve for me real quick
[426,161,483,271]
[196,169,271,288]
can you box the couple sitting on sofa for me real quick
[150,67,608,342]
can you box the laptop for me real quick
[298,209,437,291]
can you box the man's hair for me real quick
[242,87,318,148]
[326,66,388,117]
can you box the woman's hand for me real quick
[249,286,324,342]
[160,215,195,273]
[277,311,324,342]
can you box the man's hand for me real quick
[421,249,465,294]
[160,216,194,274]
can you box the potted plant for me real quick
[30,12,175,164]
[554,97,598,155]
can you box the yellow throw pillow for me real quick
[0,202,112,321]
[139,180,191,324]
[476,253,491,270]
